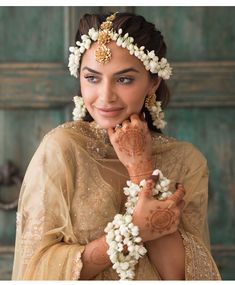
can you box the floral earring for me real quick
[145,93,167,129]
[72,96,87,121]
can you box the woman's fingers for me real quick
[107,127,114,135]
[177,199,185,211]
[108,114,145,137]
[167,183,185,209]
[139,178,155,199]
[130,113,141,123]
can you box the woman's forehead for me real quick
[80,41,147,73]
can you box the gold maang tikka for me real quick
[95,12,118,64]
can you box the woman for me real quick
[12,12,221,280]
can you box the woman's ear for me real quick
[150,77,162,94]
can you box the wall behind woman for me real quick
[0,6,234,279]
[135,7,235,279]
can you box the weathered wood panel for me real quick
[0,63,76,108]
[0,6,235,280]
[1,61,234,108]
[0,247,14,280]
[165,107,235,246]
[135,6,235,61]
[0,108,69,245]
[0,7,64,62]
[168,62,235,107]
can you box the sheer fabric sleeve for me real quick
[12,128,85,280]
[179,143,221,280]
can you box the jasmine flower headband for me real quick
[68,12,172,80]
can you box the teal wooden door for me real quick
[135,6,235,279]
[0,6,77,279]
[0,6,234,280]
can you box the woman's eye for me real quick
[84,75,99,83]
[118,77,134,84]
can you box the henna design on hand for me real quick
[126,158,153,184]
[116,128,146,157]
[167,186,185,208]
[145,207,175,234]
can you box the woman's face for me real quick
[80,41,156,129]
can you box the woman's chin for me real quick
[94,118,124,130]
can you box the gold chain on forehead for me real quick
[95,12,118,63]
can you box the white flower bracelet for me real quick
[104,169,172,280]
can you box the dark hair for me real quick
[75,12,171,133]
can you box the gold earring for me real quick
[145,93,167,129]
[145,93,157,109]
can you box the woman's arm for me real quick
[79,235,112,279]
[145,231,185,280]
[107,114,186,280]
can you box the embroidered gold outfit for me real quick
[12,121,221,280]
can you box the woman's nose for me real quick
[99,82,117,103]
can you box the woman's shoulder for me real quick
[152,132,207,166]
[43,120,103,143]
[175,138,207,166]
[40,120,112,159]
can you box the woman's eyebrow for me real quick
[82,66,140,75]
[114,68,140,75]
[82,67,102,74]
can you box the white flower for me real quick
[88,28,98,41]
[105,167,171,280]
[116,37,123,46]
[84,39,91,49]
[115,235,122,242]
[139,246,147,256]
[128,245,135,252]
[107,230,115,239]
[134,236,142,243]
[81,34,89,41]
[145,97,167,129]
[161,191,172,199]
[114,214,123,223]
[68,28,172,80]
[120,262,129,270]
[124,214,132,224]
[150,61,158,71]
[112,262,119,270]
[72,96,86,120]
[123,237,130,245]
[117,244,124,252]
[148,50,155,58]
[110,240,117,248]
[131,226,139,236]
[121,41,128,48]
[79,45,85,53]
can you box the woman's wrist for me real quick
[127,159,153,184]
[80,234,112,279]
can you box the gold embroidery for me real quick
[20,209,58,265]
[45,120,179,161]
[183,192,205,236]
[179,228,221,280]
[71,251,83,280]
[13,119,220,280]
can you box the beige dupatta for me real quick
[12,121,221,280]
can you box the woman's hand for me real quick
[132,181,185,242]
[108,114,153,183]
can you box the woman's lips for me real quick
[95,106,124,117]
